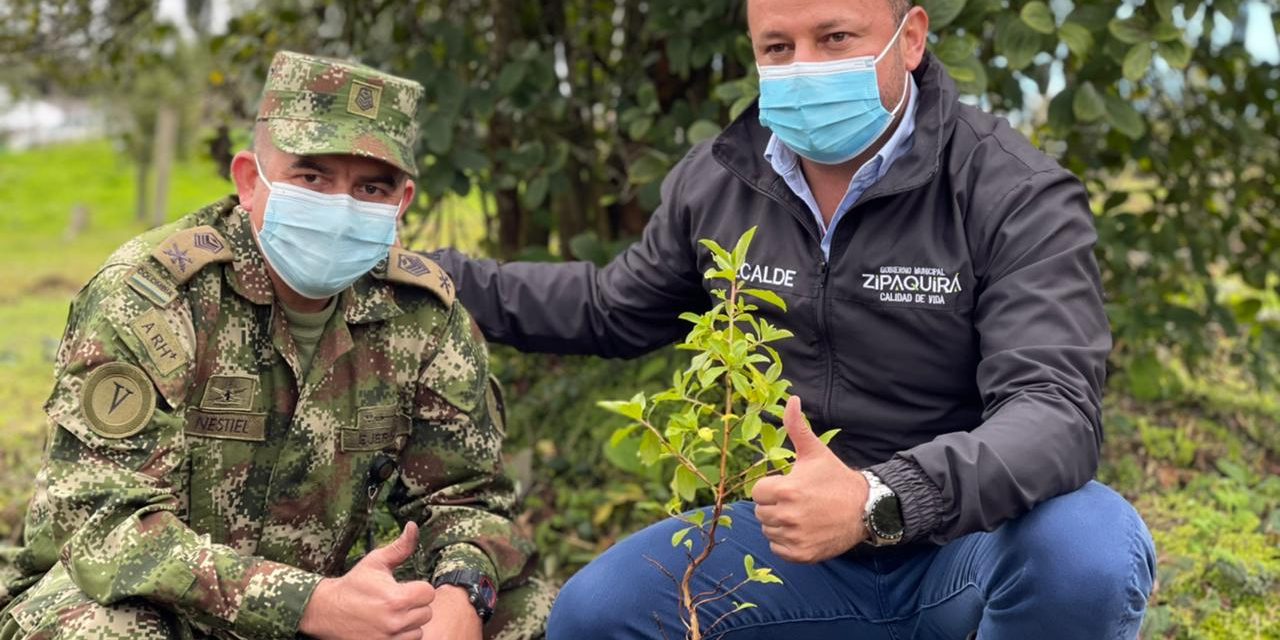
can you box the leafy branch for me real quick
[600,227,835,639]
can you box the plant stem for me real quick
[681,279,742,640]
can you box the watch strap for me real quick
[860,469,904,546]
[433,569,497,623]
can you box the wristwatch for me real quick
[860,470,904,546]
[432,569,498,624]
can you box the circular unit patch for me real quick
[81,362,157,439]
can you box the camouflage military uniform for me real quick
[0,50,552,640]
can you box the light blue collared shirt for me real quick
[763,75,919,260]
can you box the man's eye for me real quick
[826,32,851,44]
[302,174,320,184]
[765,43,791,55]
[362,184,385,196]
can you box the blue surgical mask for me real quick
[254,155,401,300]
[757,17,910,165]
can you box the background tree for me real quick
[188,0,1280,382]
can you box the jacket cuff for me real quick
[868,457,943,544]
[431,543,499,586]
[231,561,323,639]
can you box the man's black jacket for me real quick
[431,53,1111,545]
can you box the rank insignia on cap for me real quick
[82,362,156,439]
[348,80,381,119]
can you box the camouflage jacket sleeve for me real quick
[390,302,534,588]
[38,266,321,638]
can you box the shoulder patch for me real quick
[125,263,178,307]
[128,309,189,375]
[151,226,233,284]
[380,248,456,306]
[82,362,157,439]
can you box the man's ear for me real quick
[901,7,929,71]
[230,150,261,211]
[397,179,416,221]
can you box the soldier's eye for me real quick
[362,184,384,196]
[302,174,320,184]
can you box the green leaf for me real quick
[760,423,783,452]
[1151,21,1182,42]
[638,429,661,465]
[687,119,722,144]
[671,526,694,547]
[1127,353,1164,401]
[453,147,490,172]
[1047,88,1074,131]
[995,16,1042,70]
[951,58,988,95]
[422,113,454,155]
[699,365,726,389]
[919,0,967,29]
[597,392,646,421]
[1123,44,1153,82]
[1157,40,1191,68]
[933,35,976,66]
[1072,82,1106,122]
[943,62,976,83]
[1108,16,1150,44]
[627,116,653,141]
[687,509,706,527]
[628,151,670,186]
[609,424,638,449]
[718,515,733,529]
[1058,22,1094,59]
[741,412,763,440]
[733,602,758,612]
[1020,1,1057,34]
[742,288,786,311]
[496,60,526,94]
[674,465,699,501]
[731,225,758,267]
[730,95,756,121]
[521,173,549,209]
[1104,94,1146,139]
[699,238,733,270]
[766,446,795,462]
[817,428,841,446]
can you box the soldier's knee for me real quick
[485,577,557,640]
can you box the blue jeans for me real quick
[548,481,1156,639]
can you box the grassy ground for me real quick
[0,141,1276,637]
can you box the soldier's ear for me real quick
[397,179,416,221]
[230,151,262,211]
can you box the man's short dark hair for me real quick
[890,0,912,22]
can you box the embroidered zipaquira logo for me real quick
[861,265,962,306]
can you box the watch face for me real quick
[870,495,904,539]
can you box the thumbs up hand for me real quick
[300,522,437,639]
[750,396,870,563]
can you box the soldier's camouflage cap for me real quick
[256,51,424,176]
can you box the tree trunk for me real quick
[150,106,178,228]
[134,159,151,223]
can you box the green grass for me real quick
[0,140,1277,637]
[0,140,233,293]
